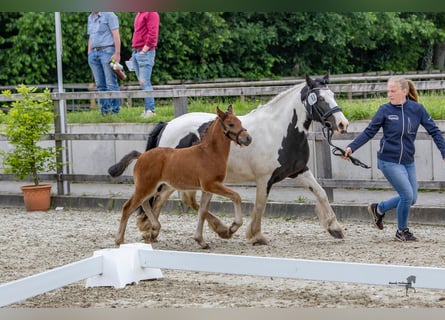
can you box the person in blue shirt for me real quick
[87,12,122,115]
[343,76,445,241]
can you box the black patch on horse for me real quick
[176,133,200,149]
[145,122,167,151]
[267,109,310,194]
[176,120,213,148]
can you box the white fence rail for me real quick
[1,243,445,307]
[0,256,102,307]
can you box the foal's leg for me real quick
[205,182,243,237]
[116,196,144,246]
[245,177,269,246]
[193,192,213,249]
[293,170,344,239]
[195,192,233,240]
[137,184,175,241]
[181,190,200,211]
[140,200,161,243]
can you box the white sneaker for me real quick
[141,110,155,118]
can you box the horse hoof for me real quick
[251,237,268,246]
[328,229,345,239]
[142,233,158,243]
[218,230,233,239]
[228,222,241,235]
[194,237,210,249]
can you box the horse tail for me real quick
[145,121,167,151]
[108,150,142,177]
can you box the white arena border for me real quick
[1,243,445,307]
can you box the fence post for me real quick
[173,85,188,117]
[88,82,96,109]
[314,124,334,202]
[53,99,70,195]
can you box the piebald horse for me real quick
[115,73,349,245]
[109,105,252,248]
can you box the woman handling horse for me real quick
[343,76,445,242]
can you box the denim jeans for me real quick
[132,50,156,112]
[377,158,418,231]
[88,47,121,114]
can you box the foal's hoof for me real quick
[194,237,210,249]
[252,238,269,246]
[217,230,233,239]
[248,231,269,246]
[142,232,159,243]
[328,229,345,239]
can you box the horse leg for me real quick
[137,184,176,241]
[115,196,144,246]
[140,200,161,243]
[180,190,232,238]
[205,182,243,237]
[193,192,213,249]
[245,179,269,246]
[181,190,200,211]
[196,192,232,239]
[294,170,344,239]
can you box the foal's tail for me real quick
[108,150,142,177]
[145,121,167,151]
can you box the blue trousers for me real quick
[377,158,418,231]
[88,47,121,114]
[132,50,156,112]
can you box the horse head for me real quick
[217,105,252,147]
[301,73,349,134]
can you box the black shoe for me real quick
[368,203,384,230]
[395,229,418,242]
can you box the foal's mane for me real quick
[197,119,215,141]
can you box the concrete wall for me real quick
[67,123,150,176]
[2,121,445,182]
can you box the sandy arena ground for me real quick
[1,206,445,308]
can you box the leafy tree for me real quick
[1,12,445,86]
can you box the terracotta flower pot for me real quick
[20,184,52,212]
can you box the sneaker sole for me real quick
[393,236,418,242]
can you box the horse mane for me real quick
[145,121,167,151]
[249,81,306,114]
[197,119,216,141]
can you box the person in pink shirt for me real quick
[131,12,160,118]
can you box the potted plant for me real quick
[0,85,61,211]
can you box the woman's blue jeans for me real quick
[88,47,121,114]
[377,158,418,231]
[132,50,156,112]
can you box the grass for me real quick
[65,97,261,124]
[340,93,445,121]
[3,93,445,124]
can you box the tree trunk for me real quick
[433,41,445,70]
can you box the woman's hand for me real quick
[343,147,353,160]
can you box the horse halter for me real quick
[302,87,343,127]
[302,86,371,169]
[219,118,247,146]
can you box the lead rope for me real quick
[323,127,371,169]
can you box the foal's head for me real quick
[215,105,252,147]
